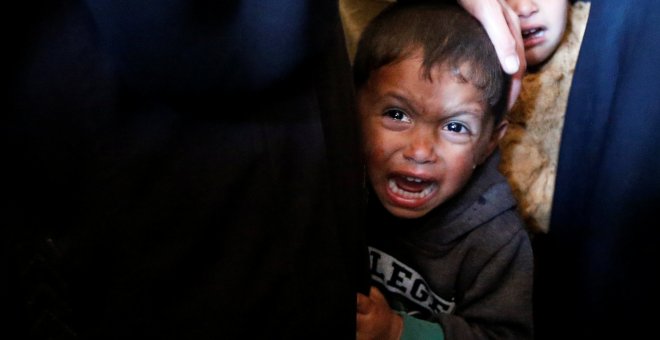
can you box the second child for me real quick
[499,0,591,233]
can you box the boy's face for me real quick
[358,53,505,219]
[507,0,568,66]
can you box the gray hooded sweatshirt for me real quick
[366,152,534,339]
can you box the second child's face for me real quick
[507,0,568,66]
[358,53,503,219]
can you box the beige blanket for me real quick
[499,2,590,233]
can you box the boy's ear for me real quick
[479,119,508,165]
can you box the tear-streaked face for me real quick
[358,53,503,218]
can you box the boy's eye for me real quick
[444,122,469,134]
[384,109,411,123]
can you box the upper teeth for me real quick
[523,28,542,37]
[406,176,422,183]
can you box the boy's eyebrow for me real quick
[382,91,420,113]
[383,90,485,118]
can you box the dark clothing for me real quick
[534,0,660,338]
[367,153,534,339]
[5,1,365,338]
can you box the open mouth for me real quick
[522,27,545,41]
[388,176,436,199]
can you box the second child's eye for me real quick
[384,109,411,123]
[444,122,470,134]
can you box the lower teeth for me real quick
[389,179,434,199]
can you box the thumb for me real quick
[508,73,523,111]
[369,286,387,303]
[357,292,371,314]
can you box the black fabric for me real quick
[5,1,367,338]
[534,0,660,338]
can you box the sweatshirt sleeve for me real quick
[437,227,534,339]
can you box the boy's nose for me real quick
[403,132,437,164]
[507,0,539,18]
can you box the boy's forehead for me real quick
[368,56,489,115]
[388,49,483,89]
[374,55,471,87]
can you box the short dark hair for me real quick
[353,2,510,122]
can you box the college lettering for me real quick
[368,246,455,315]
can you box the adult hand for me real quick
[458,0,526,109]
